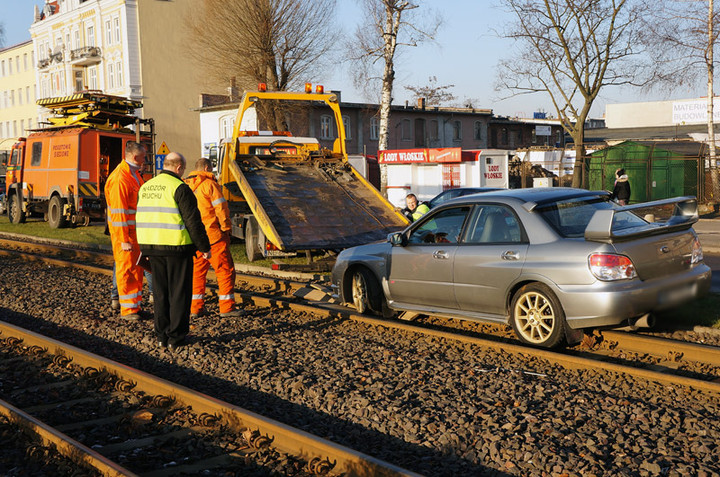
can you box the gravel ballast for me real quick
[1,256,719,476]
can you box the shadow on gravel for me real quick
[0,308,512,477]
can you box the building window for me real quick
[23,53,28,71]
[10,90,14,107]
[88,67,97,90]
[28,118,32,130]
[1,60,4,76]
[116,61,123,87]
[532,128,537,144]
[0,122,3,137]
[342,115,351,140]
[26,86,30,104]
[15,56,20,72]
[8,58,12,75]
[320,115,332,139]
[20,120,24,135]
[105,20,112,45]
[108,63,115,89]
[114,17,121,43]
[370,117,379,140]
[453,120,462,141]
[74,30,80,49]
[220,115,234,139]
[474,121,482,141]
[87,25,95,47]
[501,128,508,145]
[556,130,562,145]
[17,88,22,106]
[401,119,411,141]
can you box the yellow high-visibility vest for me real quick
[136,173,192,246]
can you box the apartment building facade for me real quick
[0,41,38,148]
[29,0,207,157]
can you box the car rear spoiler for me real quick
[584,196,699,243]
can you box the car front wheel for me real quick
[510,283,566,348]
[350,268,382,315]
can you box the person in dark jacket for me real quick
[136,152,211,351]
[611,168,631,206]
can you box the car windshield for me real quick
[536,196,646,238]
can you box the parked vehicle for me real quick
[5,93,153,228]
[217,85,408,265]
[428,187,501,209]
[332,188,712,348]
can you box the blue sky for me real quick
[0,0,698,118]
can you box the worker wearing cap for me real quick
[185,158,243,318]
[105,141,146,320]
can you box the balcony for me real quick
[70,46,102,66]
[37,57,51,69]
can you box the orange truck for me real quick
[4,93,153,227]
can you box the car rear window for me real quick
[536,196,645,238]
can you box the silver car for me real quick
[332,188,712,348]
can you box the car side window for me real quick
[464,205,522,244]
[407,206,471,244]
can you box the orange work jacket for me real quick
[184,170,231,244]
[105,160,144,244]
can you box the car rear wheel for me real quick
[8,193,26,224]
[510,283,566,348]
[351,268,382,315]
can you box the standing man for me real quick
[136,152,211,350]
[185,158,244,318]
[105,141,146,320]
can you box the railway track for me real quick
[0,320,418,476]
[1,235,719,396]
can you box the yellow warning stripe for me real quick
[78,182,98,197]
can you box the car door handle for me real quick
[502,250,519,260]
[433,250,449,260]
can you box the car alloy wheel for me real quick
[511,283,566,348]
[351,268,381,315]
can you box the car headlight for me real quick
[691,237,704,264]
[588,253,637,281]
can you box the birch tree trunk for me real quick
[709,0,719,203]
[378,5,399,196]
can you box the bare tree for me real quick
[643,0,720,201]
[188,0,338,129]
[346,0,441,194]
[497,0,649,188]
[405,75,456,106]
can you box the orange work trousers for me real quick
[111,240,143,316]
[191,237,237,314]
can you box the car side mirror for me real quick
[388,232,407,246]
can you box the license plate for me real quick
[265,250,297,258]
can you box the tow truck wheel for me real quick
[245,218,262,262]
[48,196,68,229]
[8,194,26,224]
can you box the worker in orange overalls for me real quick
[105,141,146,320]
[185,158,244,318]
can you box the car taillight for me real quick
[588,253,637,281]
[691,237,703,264]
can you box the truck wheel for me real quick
[245,218,262,262]
[48,196,68,229]
[8,194,26,224]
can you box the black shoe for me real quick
[157,338,168,348]
[168,339,186,351]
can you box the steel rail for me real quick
[601,330,720,367]
[0,321,420,477]
[3,243,719,395]
[0,397,136,477]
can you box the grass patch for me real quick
[656,293,720,330]
[0,214,320,268]
[0,215,111,246]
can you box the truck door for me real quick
[7,144,24,191]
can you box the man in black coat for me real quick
[136,152,211,351]
[611,168,631,206]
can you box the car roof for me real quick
[445,187,609,207]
